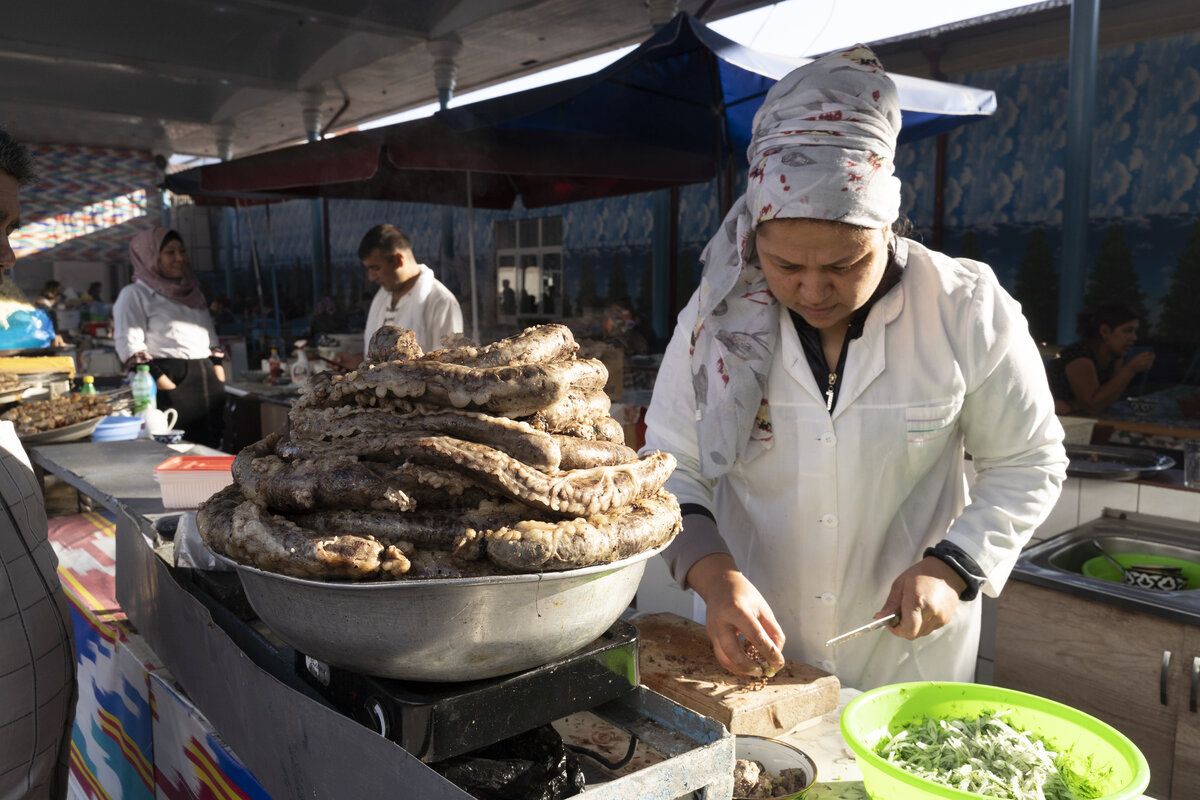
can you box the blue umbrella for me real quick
[436,12,996,181]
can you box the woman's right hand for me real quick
[155,374,177,391]
[686,553,786,677]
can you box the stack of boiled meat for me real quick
[198,324,680,581]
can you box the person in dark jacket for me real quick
[0,127,77,800]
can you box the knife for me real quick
[825,613,900,647]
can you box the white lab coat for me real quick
[112,281,220,363]
[643,239,1067,690]
[363,264,463,354]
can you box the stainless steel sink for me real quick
[1014,508,1200,623]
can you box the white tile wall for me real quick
[1079,479,1141,523]
[1138,484,1200,523]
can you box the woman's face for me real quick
[755,218,890,332]
[1100,318,1139,355]
[158,238,188,279]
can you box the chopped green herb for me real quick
[873,710,1112,800]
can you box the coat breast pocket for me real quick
[905,400,961,444]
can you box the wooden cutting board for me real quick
[634,612,840,736]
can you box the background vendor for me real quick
[113,227,226,448]
[358,224,462,353]
[641,45,1068,691]
[1046,302,1155,416]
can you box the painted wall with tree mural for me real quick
[895,30,1200,377]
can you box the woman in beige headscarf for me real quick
[113,227,226,448]
[642,45,1067,690]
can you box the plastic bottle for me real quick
[289,340,310,388]
[131,364,157,413]
[79,375,96,395]
[268,348,282,381]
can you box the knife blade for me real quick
[825,613,899,647]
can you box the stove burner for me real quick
[298,619,639,762]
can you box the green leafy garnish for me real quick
[873,710,1113,799]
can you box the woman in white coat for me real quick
[642,45,1068,691]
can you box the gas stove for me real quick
[180,569,733,798]
[294,619,640,763]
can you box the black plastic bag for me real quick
[431,724,585,800]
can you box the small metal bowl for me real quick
[733,736,816,800]
[1122,565,1188,592]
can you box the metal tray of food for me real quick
[1066,444,1175,480]
[17,415,107,445]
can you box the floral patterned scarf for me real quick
[689,45,902,478]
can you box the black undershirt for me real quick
[786,254,903,414]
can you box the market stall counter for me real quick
[28,439,746,799]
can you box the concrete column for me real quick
[648,0,679,29]
[429,35,463,334]
[301,86,327,312]
[213,122,235,162]
[1058,0,1100,345]
[428,35,463,111]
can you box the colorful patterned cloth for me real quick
[688,45,902,478]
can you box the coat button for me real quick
[820,514,838,528]
[819,592,836,606]
[820,431,837,446]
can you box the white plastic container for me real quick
[154,455,235,509]
[1057,415,1098,445]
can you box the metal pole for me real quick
[1058,0,1101,345]
[467,171,479,342]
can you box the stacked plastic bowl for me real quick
[91,415,145,442]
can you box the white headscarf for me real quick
[689,45,902,478]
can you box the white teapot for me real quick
[139,407,178,436]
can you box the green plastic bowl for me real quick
[1082,553,1200,589]
[840,682,1150,800]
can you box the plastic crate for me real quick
[154,455,235,509]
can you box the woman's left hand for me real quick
[878,556,966,640]
[214,364,226,383]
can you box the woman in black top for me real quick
[1047,303,1155,415]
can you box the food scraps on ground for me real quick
[733,758,809,799]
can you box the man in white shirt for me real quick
[359,224,462,354]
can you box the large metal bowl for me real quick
[224,546,663,682]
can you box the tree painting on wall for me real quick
[608,252,629,302]
[1013,228,1059,344]
[959,230,982,261]
[638,252,654,318]
[1084,224,1148,325]
[1157,219,1200,348]
[576,254,599,315]
[675,250,698,313]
